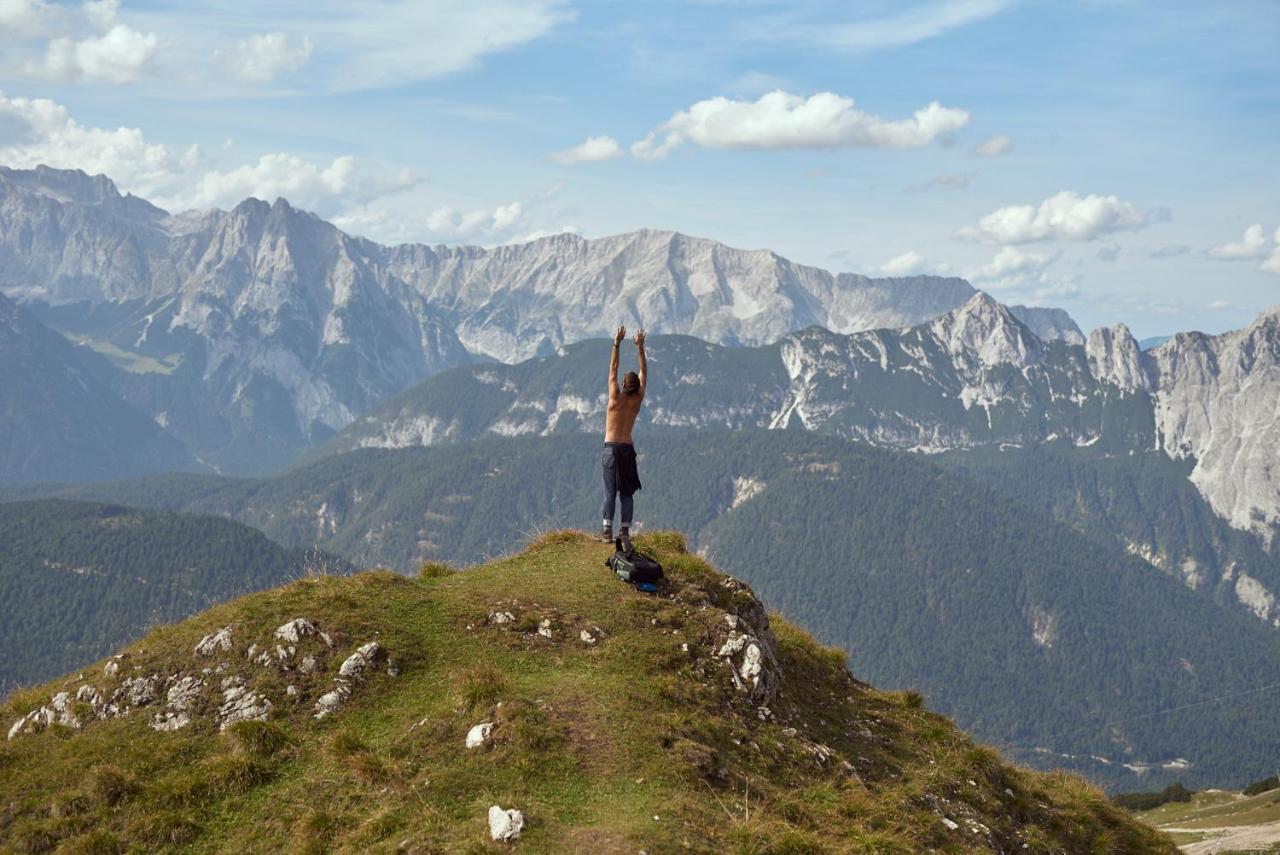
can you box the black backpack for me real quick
[605,538,663,584]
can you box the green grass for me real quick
[0,531,1176,853]
[64,334,183,375]
[1137,786,1280,829]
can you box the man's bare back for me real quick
[598,325,646,541]
[605,325,646,443]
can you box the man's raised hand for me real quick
[614,325,626,346]
[633,328,646,348]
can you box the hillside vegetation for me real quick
[0,500,350,692]
[14,431,1280,790]
[0,532,1173,853]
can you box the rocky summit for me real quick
[0,531,1172,852]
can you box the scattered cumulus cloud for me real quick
[1261,227,1280,275]
[219,32,312,83]
[1149,244,1189,259]
[631,90,970,160]
[0,90,420,217]
[14,1,158,84]
[972,134,1013,157]
[966,245,1079,301]
[956,191,1168,244]
[1208,223,1268,260]
[175,154,421,213]
[879,250,926,276]
[1097,243,1121,262]
[549,135,623,164]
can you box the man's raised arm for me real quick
[609,325,625,397]
[634,328,647,395]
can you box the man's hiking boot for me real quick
[619,533,632,555]
[597,526,613,543]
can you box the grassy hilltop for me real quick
[0,532,1173,853]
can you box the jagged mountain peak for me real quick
[1086,323,1151,393]
[929,290,1043,368]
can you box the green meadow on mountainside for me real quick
[0,532,1173,853]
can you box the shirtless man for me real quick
[599,325,647,543]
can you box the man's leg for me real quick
[619,493,633,538]
[600,449,617,539]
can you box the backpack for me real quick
[605,538,664,584]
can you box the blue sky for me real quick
[1,0,1277,337]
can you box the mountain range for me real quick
[320,293,1280,555]
[1,165,1076,476]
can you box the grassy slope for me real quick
[0,533,1172,854]
[1135,787,1280,849]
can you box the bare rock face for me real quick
[1086,323,1152,394]
[1149,310,1280,545]
[218,678,273,731]
[151,676,205,732]
[711,580,782,708]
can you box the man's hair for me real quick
[622,371,641,395]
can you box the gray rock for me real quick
[218,682,273,730]
[195,627,233,656]
[466,721,494,749]
[274,618,318,644]
[338,642,381,681]
[488,805,525,842]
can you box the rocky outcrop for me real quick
[8,618,391,738]
[1086,324,1152,394]
[1149,309,1280,544]
[711,580,782,708]
[314,641,384,719]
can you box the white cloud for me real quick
[1208,223,1268,260]
[1097,243,1121,262]
[82,0,116,30]
[631,90,970,160]
[879,250,926,276]
[31,23,158,83]
[965,245,1078,301]
[971,246,1055,280]
[221,32,312,83]
[1149,244,1189,259]
[549,135,622,164]
[311,0,573,91]
[972,134,1013,157]
[956,191,1167,244]
[174,154,421,214]
[0,91,420,217]
[819,0,1017,51]
[10,0,158,84]
[0,0,52,36]
[0,91,175,195]
[424,202,529,241]
[1261,227,1280,276]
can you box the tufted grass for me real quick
[0,531,1175,853]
